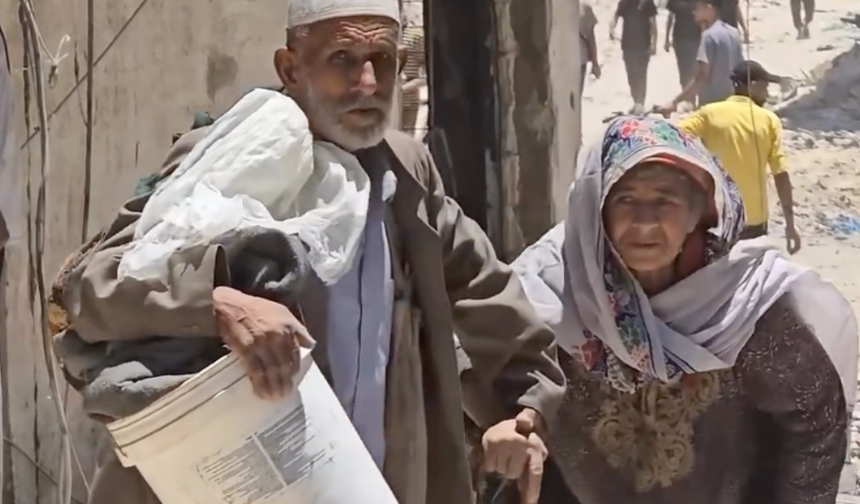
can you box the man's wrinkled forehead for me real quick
[290,16,400,52]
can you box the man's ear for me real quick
[274,47,300,90]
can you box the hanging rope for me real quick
[21,13,69,90]
[81,0,94,244]
[739,0,767,222]
[17,2,90,504]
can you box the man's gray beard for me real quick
[302,87,392,152]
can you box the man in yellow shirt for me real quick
[679,60,801,253]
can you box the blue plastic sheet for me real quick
[822,214,860,236]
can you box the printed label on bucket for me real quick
[195,405,333,503]
[181,361,395,504]
[119,353,397,504]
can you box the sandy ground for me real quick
[580,0,860,489]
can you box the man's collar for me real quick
[381,130,427,193]
[726,94,756,105]
[323,130,428,200]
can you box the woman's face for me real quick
[603,163,705,274]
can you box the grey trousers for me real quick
[790,0,814,28]
[622,49,651,105]
[673,37,700,88]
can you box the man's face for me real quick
[749,80,770,106]
[275,16,400,152]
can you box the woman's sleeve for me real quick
[735,298,847,504]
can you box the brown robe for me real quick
[56,128,566,504]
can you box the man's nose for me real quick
[356,61,378,96]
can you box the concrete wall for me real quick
[496,0,580,257]
[0,2,287,503]
[547,0,581,225]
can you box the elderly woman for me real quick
[511,116,857,504]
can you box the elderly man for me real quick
[55,1,566,504]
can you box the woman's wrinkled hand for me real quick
[213,286,314,400]
[482,409,548,504]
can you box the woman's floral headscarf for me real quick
[566,116,747,392]
[515,115,855,411]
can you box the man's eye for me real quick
[330,51,350,63]
[371,52,396,68]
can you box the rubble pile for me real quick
[778,43,860,140]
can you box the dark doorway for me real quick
[424,0,502,250]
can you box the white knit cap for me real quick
[286,0,401,28]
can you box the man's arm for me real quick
[583,32,599,67]
[650,18,658,53]
[415,143,565,426]
[665,10,675,51]
[736,2,749,42]
[669,36,711,107]
[582,3,600,65]
[61,128,229,343]
[767,114,799,252]
[646,1,658,53]
[609,3,622,40]
[773,174,794,231]
[768,115,792,222]
[678,108,708,138]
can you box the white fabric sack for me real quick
[119,89,370,285]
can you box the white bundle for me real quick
[119,89,370,285]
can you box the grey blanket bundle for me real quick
[53,228,310,422]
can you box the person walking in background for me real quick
[580,0,601,94]
[791,0,815,39]
[665,0,701,97]
[399,23,426,138]
[717,0,750,43]
[610,0,658,115]
[679,60,800,251]
[657,0,743,114]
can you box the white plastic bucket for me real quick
[107,350,399,504]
